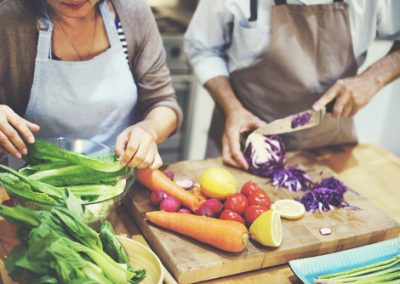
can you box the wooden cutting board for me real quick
[123,151,400,284]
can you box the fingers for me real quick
[132,143,155,169]
[150,153,163,170]
[115,129,129,158]
[0,131,22,158]
[313,84,340,111]
[117,126,162,169]
[8,116,38,144]
[222,135,240,168]
[21,118,40,134]
[0,106,39,158]
[222,131,248,170]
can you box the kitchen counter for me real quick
[1,143,399,283]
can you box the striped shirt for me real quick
[115,15,129,61]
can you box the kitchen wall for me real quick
[188,41,400,159]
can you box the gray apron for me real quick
[206,0,358,157]
[25,2,137,148]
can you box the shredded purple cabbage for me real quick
[244,135,285,177]
[298,177,358,212]
[291,112,311,128]
[271,165,314,192]
[244,134,357,213]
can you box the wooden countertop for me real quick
[1,143,400,284]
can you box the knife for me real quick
[253,101,334,136]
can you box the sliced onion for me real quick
[175,178,195,190]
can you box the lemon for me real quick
[271,199,305,220]
[200,167,237,199]
[249,210,282,247]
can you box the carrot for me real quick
[146,211,249,253]
[191,186,207,203]
[136,168,202,211]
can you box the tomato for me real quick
[245,205,268,225]
[240,181,264,197]
[219,209,245,224]
[247,191,271,209]
[223,193,248,216]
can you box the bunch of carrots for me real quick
[136,169,249,253]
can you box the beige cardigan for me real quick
[0,0,182,127]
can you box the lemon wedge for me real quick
[271,199,305,220]
[249,210,282,247]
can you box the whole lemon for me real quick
[200,167,237,199]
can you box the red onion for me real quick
[159,196,181,212]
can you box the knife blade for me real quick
[254,108,326,136]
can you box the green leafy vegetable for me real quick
[28,165,130,186]
[27,139,124,173]
[0,205,146,284]
[99,221,128,264]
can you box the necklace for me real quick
[56,13,99,61]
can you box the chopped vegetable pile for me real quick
[315,254,400,283]
[244,134,356,212]
[0,139,132,206]
[0,204,146,284]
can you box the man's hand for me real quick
[0,105,40,158]
[312,74,381,118]
[115,122,162,170]
[222,107,265,170]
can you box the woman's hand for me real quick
[115,122,163,170]
[222,107,265,170]
[0,105,40,158]
[313,74,381,118]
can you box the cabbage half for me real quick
[244,133,285,177]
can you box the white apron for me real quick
[25,2,137,147]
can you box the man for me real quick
[184,0,400,169]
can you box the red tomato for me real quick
[245,205,268,225]
[223,193,248,216]
[247,191,271,209]
[240,181,264,197]
[219,209,245,224]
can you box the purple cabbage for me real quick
[244,134,356,213]
[291,112,311,128]
[298,177,357,212]
[271,165,314,192]
[244,134,285,177]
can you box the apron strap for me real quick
[99,2,122,48]
[36,18,54,61]
[248,0,258,22]
[274,0,343,5]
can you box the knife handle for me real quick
[325,99,335,113]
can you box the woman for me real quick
[0,0,182,169]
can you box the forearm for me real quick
[360,41,400,91]
[204,76,243,114]
[139,107,177,144]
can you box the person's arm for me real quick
[314,0,400,117]
[114,0,180,170]
[313,42,400,117]
[185,1,264,169]
[205,76,264,169]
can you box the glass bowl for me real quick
[2,137,135,227]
